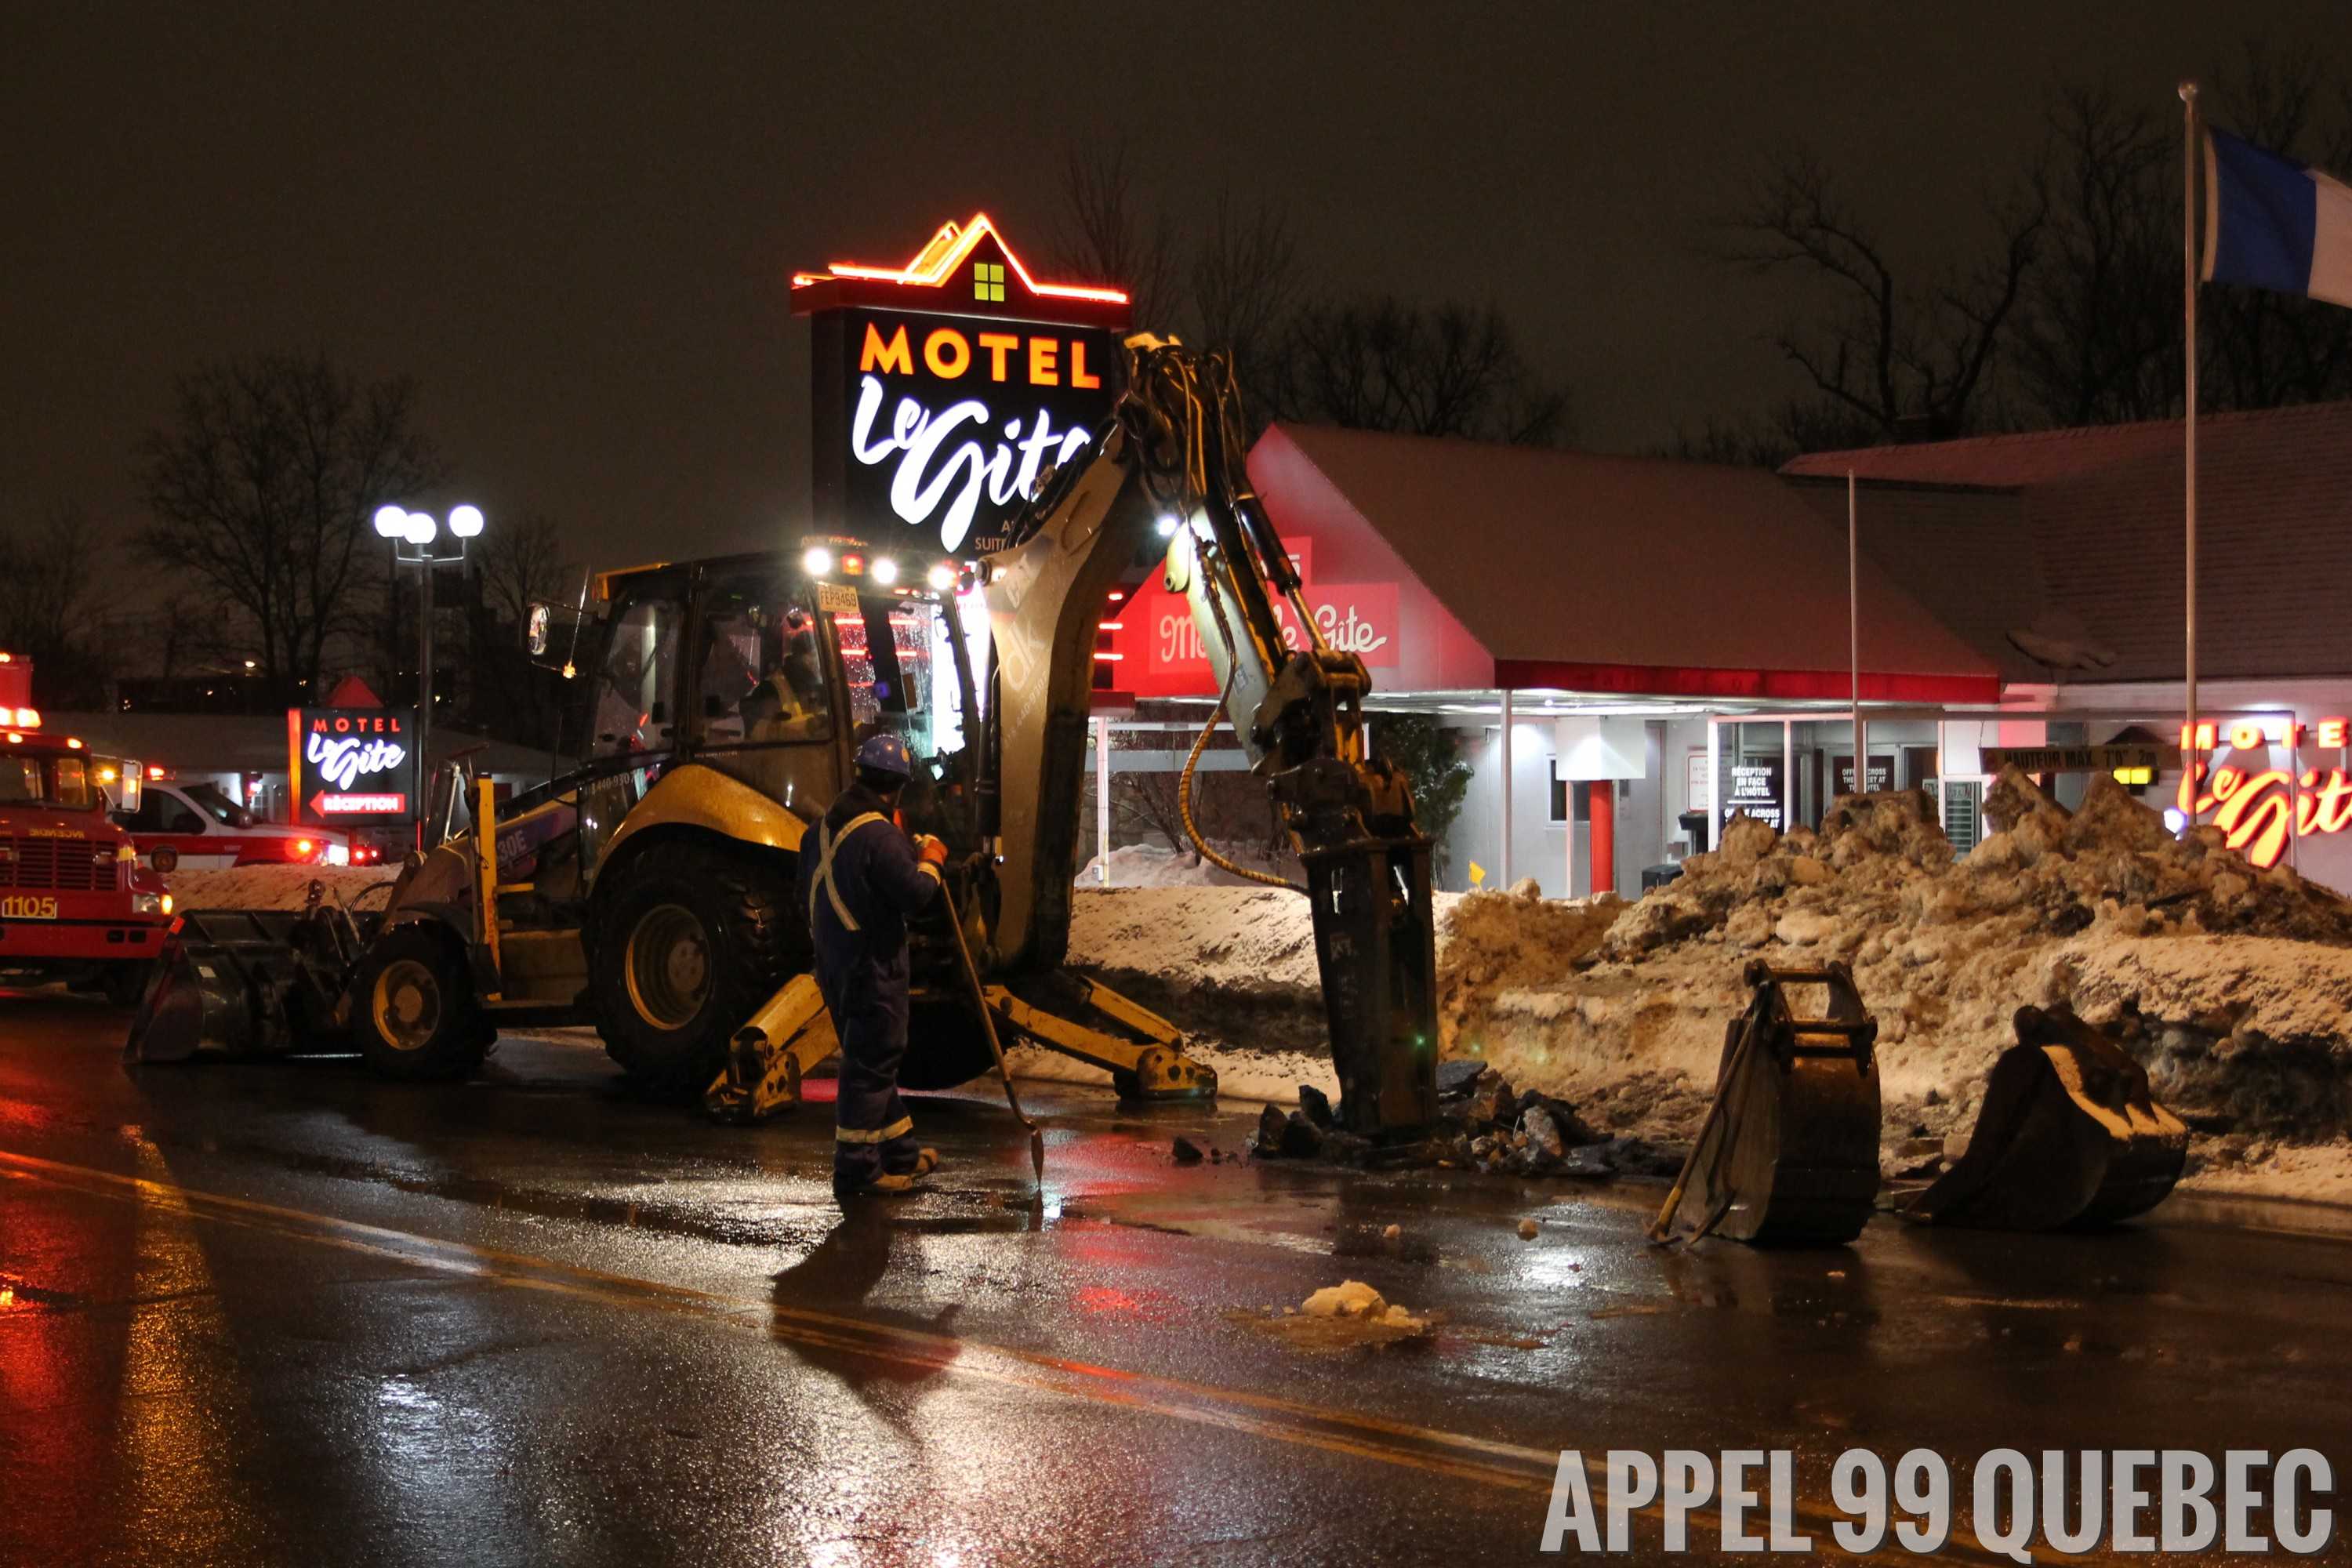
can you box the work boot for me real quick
[834,1169,923,1202]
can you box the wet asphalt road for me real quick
[4,989,2350,1566]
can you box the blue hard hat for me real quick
[855,731,914,781]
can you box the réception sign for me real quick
[795,216,1128,560]
[1722,757,1785,833]
[288,707,412,826]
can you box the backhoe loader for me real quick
[132,338,1442,1134]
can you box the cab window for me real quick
[0,758,38,804]
[695,572,833,748]
[49,757,91,809]
[183,782,255,826]
[842,598,949,761]
[128,790,205,833]
[593,593,685,757]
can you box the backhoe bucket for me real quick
[125,906,364,1064]
[1904,1005,2187,1230]
[1652,961,1882,1247]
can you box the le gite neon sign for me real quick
[2179,717,2352,868]
[848,318,1105,553]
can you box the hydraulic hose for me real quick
[1178,678,1304,894]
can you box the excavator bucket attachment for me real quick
[125,902,368,1065]
[1904,1005,2187,1230]
[1652,961,1882,1247]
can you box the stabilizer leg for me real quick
[703,974,840,1123]
[982,981,1218,1102]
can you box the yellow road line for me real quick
[0,1148,2047,1564]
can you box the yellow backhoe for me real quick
[132,338,1442,1135]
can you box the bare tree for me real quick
[1279,299,1570,445]
[0,503,113,705]
[2008,83,2180,426]
[136,352,445,706]
[1111,769,1193,856]
[1052,140,1181,331]
[153,590,226,687]
[474,511,572,626]
[1719,151,2045,438]
[1664,396,1884,468]
[1189,190,1305,427]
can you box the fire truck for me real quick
[0,655,173,1003]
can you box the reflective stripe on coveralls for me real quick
[837,1115,914,1144]
[808,812,891,934]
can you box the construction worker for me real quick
[800,731,950,1198]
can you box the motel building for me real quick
[803,216,2352,898]
[1088,401,2352,898]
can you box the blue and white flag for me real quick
[2203,129,2352,307]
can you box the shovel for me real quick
[938,879,1045,1189]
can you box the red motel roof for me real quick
[1249,424,2002,704]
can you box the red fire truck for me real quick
[0,658,173,1003]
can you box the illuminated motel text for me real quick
[2179,717,2352,869]
[849,321,1102,552]
[795,213,1126,559]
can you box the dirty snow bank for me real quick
[169,863,401,913]
[1069,772,2352,1204]
[1076,841,1300,888]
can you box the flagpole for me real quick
[1849,467,1862,795]
[2181,80,2201,815]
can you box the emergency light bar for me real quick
[6,706,38,728]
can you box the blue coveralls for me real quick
[797,782,942,1189]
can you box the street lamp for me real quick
[377,503,486,848]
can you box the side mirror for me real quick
[526,602,551,655]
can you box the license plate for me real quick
[0,895,58,920]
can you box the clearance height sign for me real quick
[797,215,1128,559]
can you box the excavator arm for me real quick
[979,338,1439,1134]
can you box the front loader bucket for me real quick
[125,909,358,1064]
[1904,1005,2187,1231]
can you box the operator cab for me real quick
[576,541,980,842]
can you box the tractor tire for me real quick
[588,840,802,1099]
[350,924,494,1081]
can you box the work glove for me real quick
[915,833,949,867]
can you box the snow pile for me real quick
[1076,841,1298,888]
[1068,770,2352,1203]
[1448,772,2352,1196]
[168,863,401,913]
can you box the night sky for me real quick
[7,2,2347,574]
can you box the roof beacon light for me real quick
[12,707,38,728]
[870,557,898,586]
[803,546,833,577]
